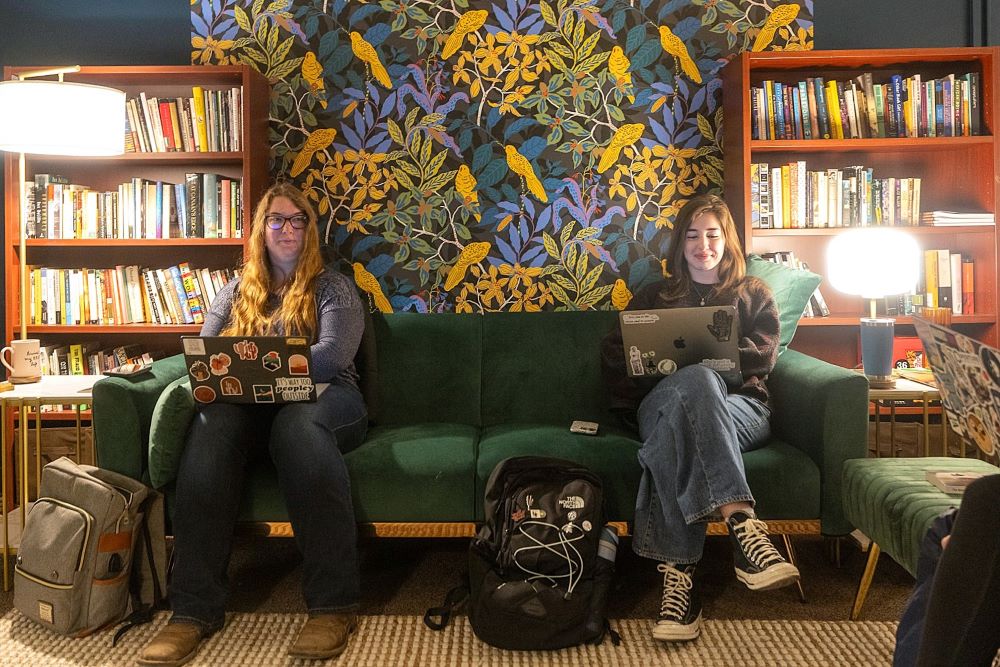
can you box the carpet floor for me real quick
[0,533,915,665]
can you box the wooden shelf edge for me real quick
[751,136,992,151]
[752,226,995,236]
[798,314,996,327]
[22,325,202,334]
[20,238,245,247]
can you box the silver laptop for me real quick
[181,335,317,404]
[619,306,742,384]
[913,317,1000,457]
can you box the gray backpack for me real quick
[14,457,166,638]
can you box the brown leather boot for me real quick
[137,622,206,667]
[287,613,358,659]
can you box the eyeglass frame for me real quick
[264,212,310,230]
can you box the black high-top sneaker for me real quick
[727,510,800,590]
[652,562,702,641]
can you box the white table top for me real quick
[868,377,941,399]
[0,374,102,401]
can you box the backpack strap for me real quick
[111,503,164,646]
[423,582,469,631]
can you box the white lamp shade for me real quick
[0,79,125,156]
[826,227,921,299]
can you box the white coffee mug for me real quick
[1,338,42,383]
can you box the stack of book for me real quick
[751,161,920,228]
[750,70,981,141]
[124,86,242,153]
[920,210,995,226]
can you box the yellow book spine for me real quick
[764,80,776,140]
[825,81,843,139]
[32,266,42,325]
[192,86,209,152]
[780,165,791,229]
[923,249,938,308]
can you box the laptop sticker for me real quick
[253,385,275,403]
[707,308,734,341]
[220,376,243,396]
[288,354,309,375]
[190,361,210,382]
[262,351,281,372]
[193,385,216,403]
[210,353,231,375]
[276,378,313,401]
[233,339,259,361]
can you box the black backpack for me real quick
[426,456,619,649]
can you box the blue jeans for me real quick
[633,365,772,564]
[169,380,368,630]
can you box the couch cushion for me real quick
[345,423,479,522]
[373,313,482,426]
[481,312,619,427]
[147,376,195,489]
[742,439,821,520]
[475,424,641,522]
[746,254,822,355]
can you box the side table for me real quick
[867,376,945,458]
[1,374,101,590]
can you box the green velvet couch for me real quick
[91,311,868,537]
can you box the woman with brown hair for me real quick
[601,193,798,643]
[139,182,367,665]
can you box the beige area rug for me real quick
[0,610,897,666]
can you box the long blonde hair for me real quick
[661,194,746,303]
[222,182,325,339]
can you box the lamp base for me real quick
[865,374,896,389]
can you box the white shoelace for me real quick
[732,517,784,568]
[656,563,693,620]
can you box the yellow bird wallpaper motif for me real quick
[192,1,812,314]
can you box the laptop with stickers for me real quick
[912,317,1000,458]
[619,305,742,385]
[181,336,317,404]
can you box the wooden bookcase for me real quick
[2,65,270,364]
[722,47,1000,369]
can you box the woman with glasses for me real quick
[139,182,367,666]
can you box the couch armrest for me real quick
[92,354,187,482]
[768,349,869,536]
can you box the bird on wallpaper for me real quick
[611,279,633,311]
[752,4,800,52]
[504,145,548,203]
[444,241,491,291]
[350,31,393,89]
[454,165,481,221]
[301,51,327,109]
[658,24,702,84]
[596,123,644,174]
[608,46,635,104]
[290,128,337,178]
[441,9,488,59]
[352,262,393,313]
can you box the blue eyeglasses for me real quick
[264,213,309,230]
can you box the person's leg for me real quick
[168,402,262,630]
[269,381,367,613]
[139,403,262,667]
[633,365,760,565]
[633,365,775,641]
[917,474,1000,667]
[893,509,956,667]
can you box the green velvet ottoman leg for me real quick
[851,543,881,621]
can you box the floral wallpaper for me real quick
[192,0,813,313]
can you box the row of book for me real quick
[750,162,921,229]
[24,173,242,240]
[758,251,831,318]
[921,249,975,315]
[920,211,995,226]
[124,86,242,154]
[37,341,163,377]
[26,263,237,327]
[751,71,981,141]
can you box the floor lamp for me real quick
[0,66,125,344]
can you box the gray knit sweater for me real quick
[201,270,363,386]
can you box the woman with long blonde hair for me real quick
[602,194,798,643]
[140,182,367,666]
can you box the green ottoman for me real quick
[842,456,1000,619]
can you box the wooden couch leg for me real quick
[850,543,881,620]
[781,534,807,603]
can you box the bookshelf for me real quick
[722,48,1000,368]
[2,65,269,368]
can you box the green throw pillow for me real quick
[148,377,195,489]
[745,254,822,354]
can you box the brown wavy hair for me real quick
[222,182,324,339]
[661,193,746,303]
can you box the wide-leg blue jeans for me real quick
[169,380,368,630]
[633,365,772,564]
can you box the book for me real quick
[962,256,975,314]
[925,470,984,495]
